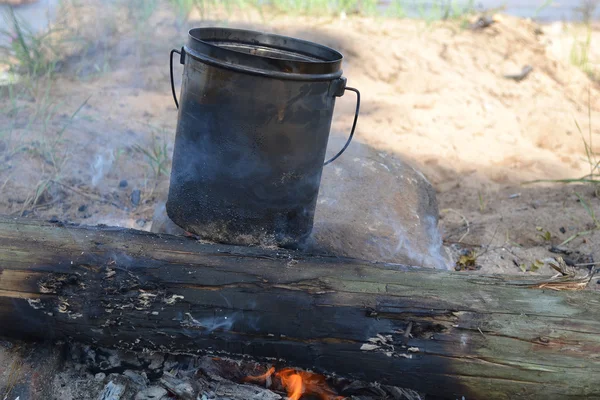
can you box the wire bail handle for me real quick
[169,48,360,166]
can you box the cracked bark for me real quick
[0,216,599,399]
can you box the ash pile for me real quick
[0,339,422,400]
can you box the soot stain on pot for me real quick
[167,30,343,248]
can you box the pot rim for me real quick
[185,27,344,81]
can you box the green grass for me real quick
[525,90,599,189]
[416,0,475,23]
[33,96,89,173]
[568,0,599,81]
[165,0,476,20]
[124,0,160,30]
[477,190,487,212]
[244,0,379,16]
[0,47,91,210]
[575,191,599,227]
[0,6,64,77]
[570,25,597,80]
[1,77,57,157]
[171,0,221,20]
[133,129,171,179]
[533,0,554,20]
[169,0,197,21]
[385,0,407,18]
[524,90,599,246]
[0,88,89,212]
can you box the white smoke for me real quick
[91,150,115,187]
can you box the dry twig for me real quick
[515,257,595,291]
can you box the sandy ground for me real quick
[1,1,600,283]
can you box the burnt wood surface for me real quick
[0,216,599,399]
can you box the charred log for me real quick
[0,216,599,399]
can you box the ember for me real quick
[245,367,344,400]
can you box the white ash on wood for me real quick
[0,339,418,400]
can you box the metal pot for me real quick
[167,27,360,247]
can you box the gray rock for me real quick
[308,137,450,268]
[150,138,450,268]
[145,353,165,370]
[131,189,141,207]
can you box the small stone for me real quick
[134,386,167,400]
[95,372,106,381]
[172,382,195,398]
[119,180,128,188]
[82,346,96,363]
[108,354,122,368]
[146,353,165,370]
[123,370,147,387]
[131,189,141,206]
[118,351,143,368]
[98,361,111,370]
[163,360,178,371]
[78,204,88,212]
[136,219,146,227]
[97,381,126,400]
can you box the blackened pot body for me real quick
[167,28,346,246]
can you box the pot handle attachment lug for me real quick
[170,47,185,109]
[324,78,360,166]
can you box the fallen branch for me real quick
[0,216,599,399]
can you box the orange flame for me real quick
[245,367,344,400]
[243,366,276,383]
[278,369,304,400]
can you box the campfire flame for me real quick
[244,367,344,400]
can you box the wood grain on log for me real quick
[0,216,599,399]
